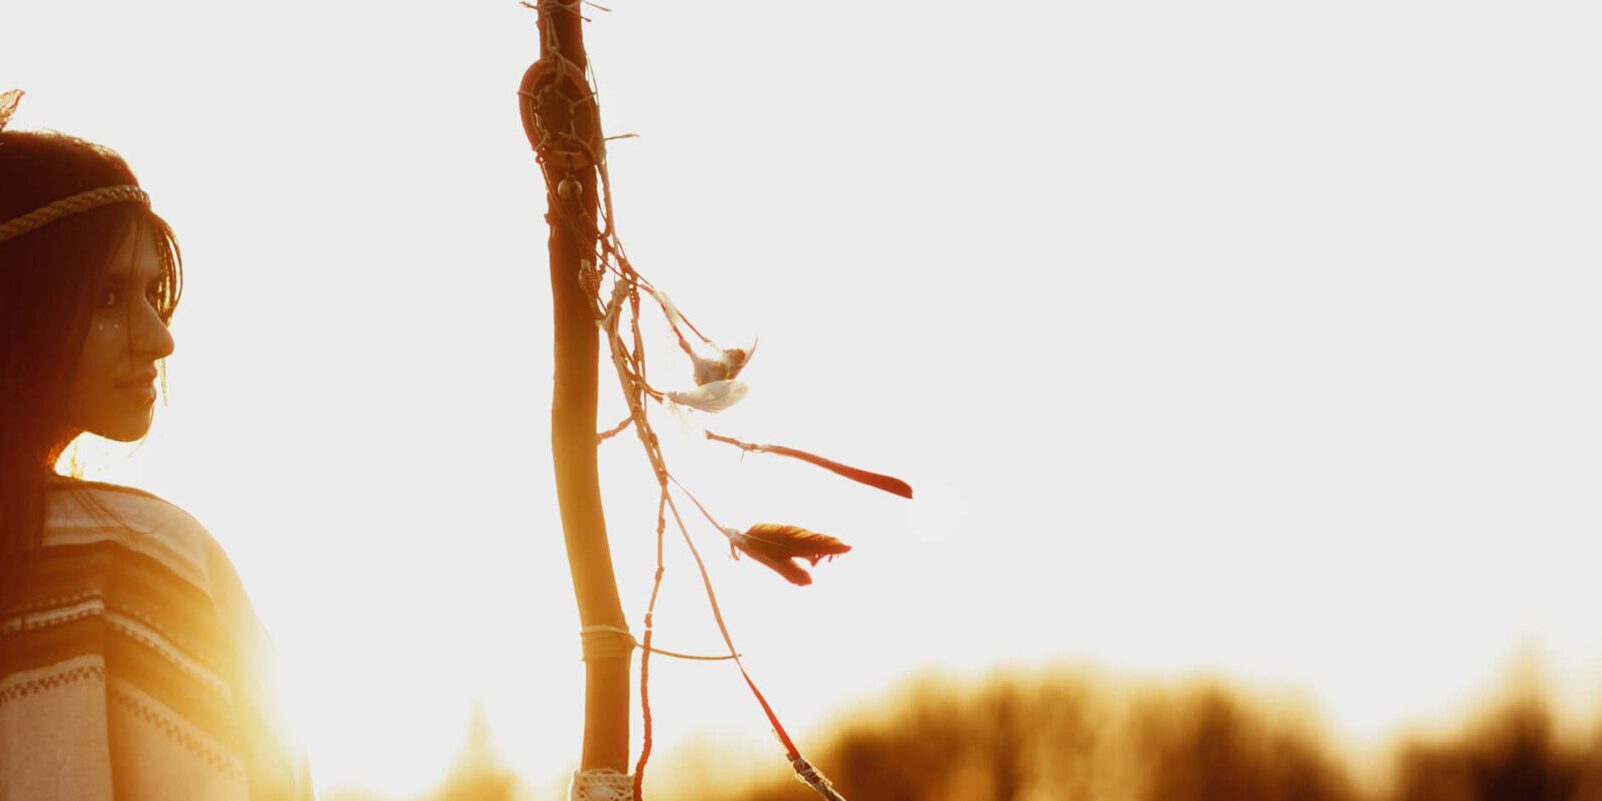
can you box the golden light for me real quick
[14,0,1602,797]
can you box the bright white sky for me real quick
[8,0,1602,795]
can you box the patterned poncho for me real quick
[0,479,313,800]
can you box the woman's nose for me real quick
[132,297,175,360]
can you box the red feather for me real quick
[727,524,851,586]
[706,431,914,499]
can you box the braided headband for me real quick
[0,185,151,245]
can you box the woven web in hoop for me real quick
[519,49,603,170]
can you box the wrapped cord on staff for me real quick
[579,625,738,663]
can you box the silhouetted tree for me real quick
[425,701,519,801]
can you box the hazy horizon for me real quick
[7,0,1601,796]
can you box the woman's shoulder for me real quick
[45,474,202,524]
[43,475,238,598]
[42,475,275,662]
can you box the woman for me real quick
[0,101,312,801]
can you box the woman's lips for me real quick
[122,382,157,402]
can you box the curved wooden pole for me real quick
[523,1,631,775]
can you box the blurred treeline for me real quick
[679,670,1602,801]
[327,668,1602,801]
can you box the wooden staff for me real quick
[519,0,631,777]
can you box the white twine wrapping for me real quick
[569,768,634,801]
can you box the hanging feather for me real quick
[647,286,688,332]
[0,90,22,130]
[705,430,913,499]
[692,338,758,386]
[645,285,758,387]
[722,524,852,586]
[667,379,748,413]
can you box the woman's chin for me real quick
[92,413,154,442]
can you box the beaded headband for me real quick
[0,185,152,244]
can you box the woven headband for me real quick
[0,185,151,245]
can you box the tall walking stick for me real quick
[518,1,632,794]
[518,3,908,798]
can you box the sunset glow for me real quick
[11,1,1602,797]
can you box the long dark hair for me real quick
[0,130,183,605]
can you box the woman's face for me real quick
[62,225,175,442]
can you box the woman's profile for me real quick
[0,97,312,800]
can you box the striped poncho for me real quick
[0,479,313,801]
